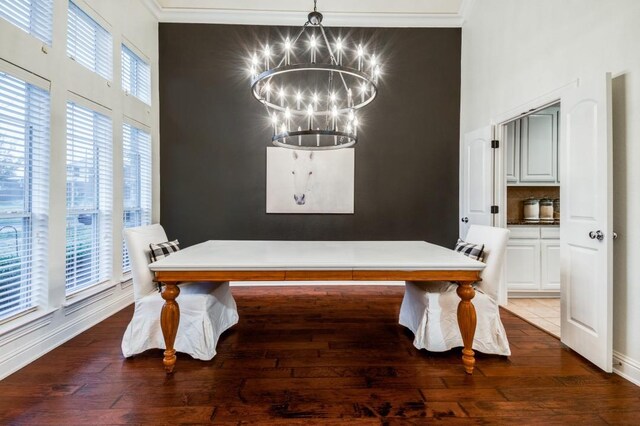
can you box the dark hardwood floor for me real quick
[1,285,639,425]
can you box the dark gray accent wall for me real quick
[159,24,461,247]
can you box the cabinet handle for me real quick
[589,230,604,241]
[461,217,469,223]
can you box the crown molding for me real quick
[142,0,466,28]
[458,0,476,25]
[142,0,162,19]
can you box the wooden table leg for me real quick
[456,281,477,374]
[160,282,180,373]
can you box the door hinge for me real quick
[491,205,499,214]
[491,139,499,149]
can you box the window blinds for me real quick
[65,101,112,294]
[0,0,53,45]
[0,71,50,319]
[67,1,112,81]
[122,123,151,273]
[121,45,151,105]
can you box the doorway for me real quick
[499,103,562,338]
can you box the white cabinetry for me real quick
[505,106,560,185]
[505,120,520,183]
[507,226,560,296]
[505,239,540,290]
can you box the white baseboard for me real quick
[0,289,133,381]
[613,350,640,387]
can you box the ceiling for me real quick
[146,0,473,27]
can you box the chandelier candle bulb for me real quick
[307,105,314,129]
[264,44,270,70]
[310,36,317,63]
[316,128,320,147]
[284,37,291,65]
[298,127,302,146]
[357,44,364,70]
[296,91,302,109]
[347,88,352,107]
[279,88,285,107]
[336,37,343,65]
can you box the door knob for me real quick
[589,230,604,241]
[461,217,469,223]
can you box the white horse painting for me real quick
[266,147,354,214]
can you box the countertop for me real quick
[507,221,560,226]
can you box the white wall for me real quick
[0,0,159,380]
[460,0,640,383]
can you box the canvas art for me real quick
[266,147,355,214]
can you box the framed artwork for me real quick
[266,147,354,214]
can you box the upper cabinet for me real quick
[505,120,520,183]
[506,106,560,185]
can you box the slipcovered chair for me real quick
[399,225,511,355]
[121,224,239,360]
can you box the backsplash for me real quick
[507,186,560,222]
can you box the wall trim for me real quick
[458,0,476,25]
[141,0,162,19]
[613,350,640,387]
[0,311,55,347]
[63,284,117,316]
[143,0,464,27]
[0,290,133,381]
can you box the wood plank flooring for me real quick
[1,285,639,425]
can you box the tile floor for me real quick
[504,298,561,338]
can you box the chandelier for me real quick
[249,0,381,150]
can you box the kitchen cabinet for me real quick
[505,120,520,183]
[506,106,560,185]
[507,225,560,296]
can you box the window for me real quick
[0,0,53,45]
[0,71,49,319]
[67,1,112,80]
[121,45,151,105]
[122,123,151,273]
[65,101,112,294]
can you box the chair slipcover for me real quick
[399,225,511,356]
[121,224,239,360]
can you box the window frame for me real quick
[0,68,50,321]
[64,99,113,295]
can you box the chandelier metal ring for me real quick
[272,129,357,151]
[251,64,378,115]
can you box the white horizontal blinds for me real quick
[121,45,151,105]
[122,123,151,273]
[0,0,54,45]
[67,1,112,80]
[65,101,112,294]
[0,71,50,319]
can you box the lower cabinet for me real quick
[506,226,560,295]
[540,240,561,290]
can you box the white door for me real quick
[560,74,613,372]
[460,126,494,238]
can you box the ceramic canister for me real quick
[540,198,554,222]
[523,198,540,221]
